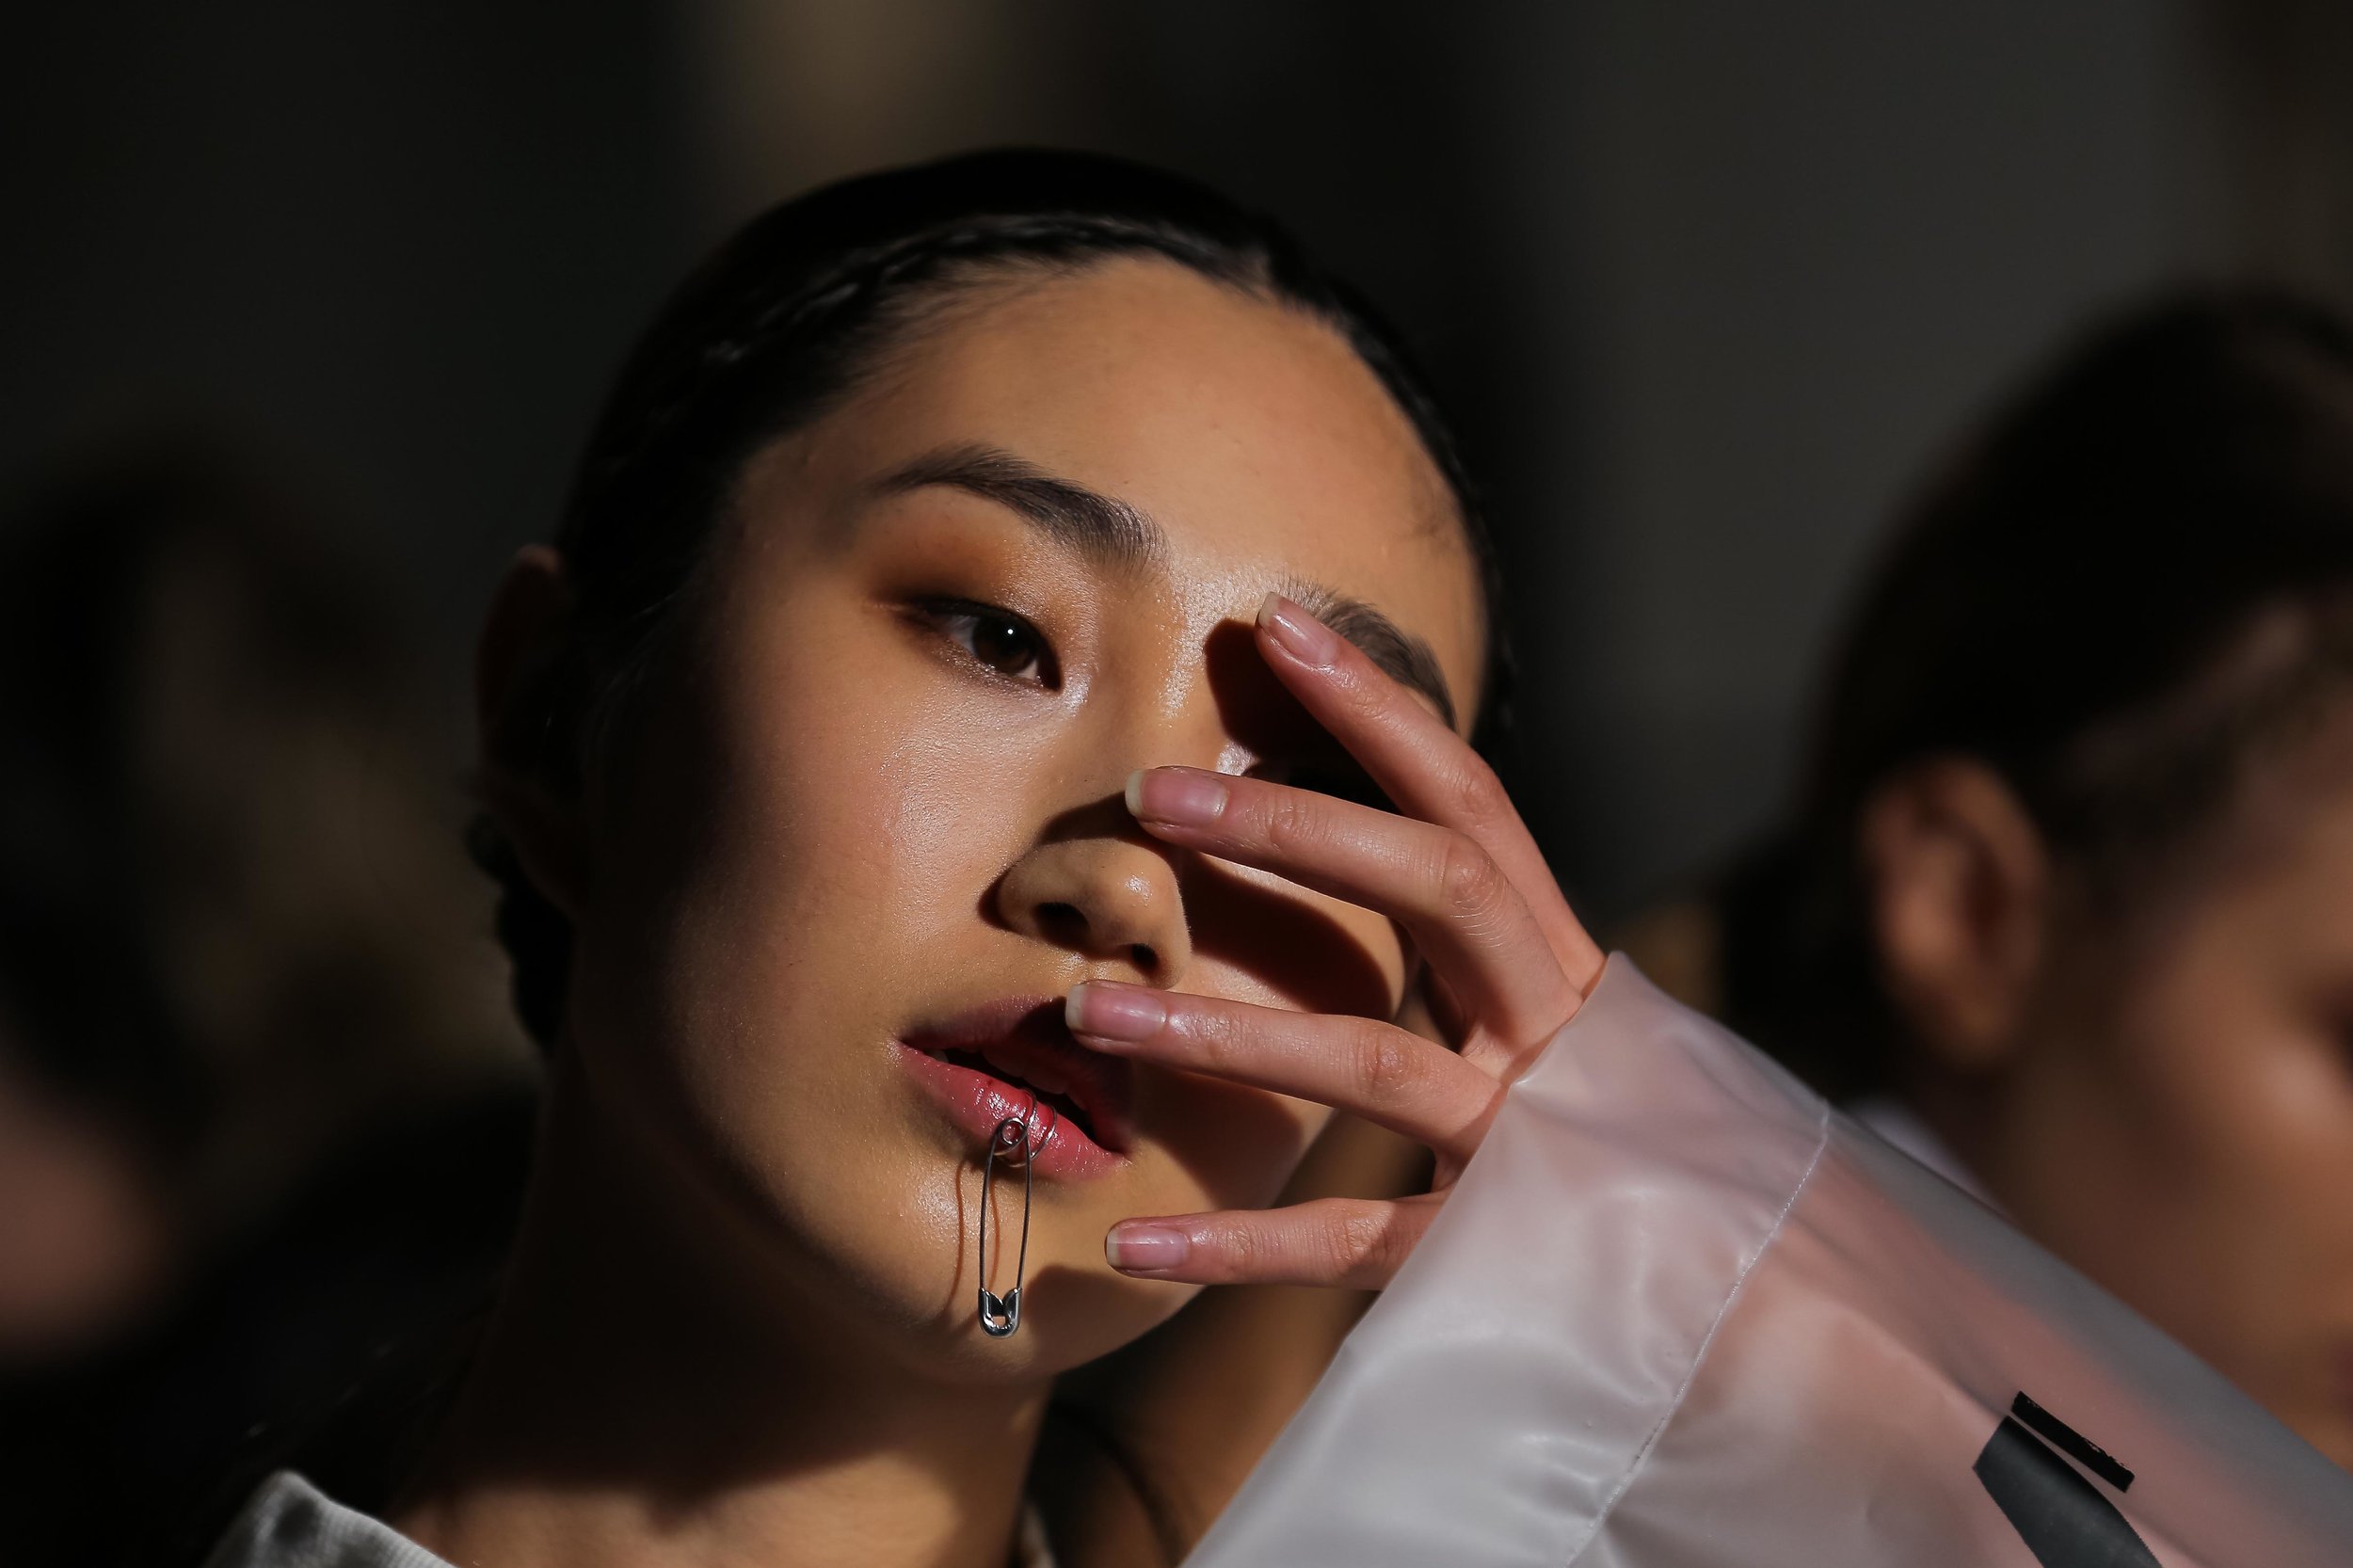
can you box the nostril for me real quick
[1037,902,1088,943]
[1026,898,1162,973]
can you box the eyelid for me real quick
[907,595,1060,689]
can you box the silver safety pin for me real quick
[977,1096,1051,1337]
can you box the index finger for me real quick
[1256,593,1603,993]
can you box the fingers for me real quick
[1105,1195,1441,1288]
[1255,594,1603,992]
[1126,765,1581,1056]
[1067,982,1501,1162]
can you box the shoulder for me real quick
[201,1473,452,1568]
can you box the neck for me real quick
[398,1051,1049,1568]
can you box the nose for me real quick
[994,797,1193,986]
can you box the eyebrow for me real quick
[1279,580,1459,731]
[874,442,1167,572]
[874,442,1458,727]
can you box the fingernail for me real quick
[1067,982,1166,1044]
[1259,592,1337,667]
[1126,766,1228,826]
[1106,1223,1191,1273]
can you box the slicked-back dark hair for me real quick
[1721,290,2353,1099]
[473,148,1503,1050]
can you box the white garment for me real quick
[1846,1093,1995,1206]
[202,1475,448,1568]
[203,1472,1059,1568]
[1182,955,2353,1566]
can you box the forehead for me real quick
[809,257,1486,712]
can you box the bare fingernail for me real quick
[1067,982,1166,1045]
[1126,766,1228,826]
[1106,1223,1191,1273]
[1259,592,1338,667]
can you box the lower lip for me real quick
[894,1043,1129,1180]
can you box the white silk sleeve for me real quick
[1181,957,2353,1567]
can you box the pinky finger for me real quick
[1105,1194,1441,1288]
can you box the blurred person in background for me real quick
[0,449,536,1566]
[1657,293,2353,1470]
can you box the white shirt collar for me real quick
[206,1471,1060,1568]
[203,1473,450,1568]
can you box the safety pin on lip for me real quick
[977,1096,1054,1337]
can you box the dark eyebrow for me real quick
[1280,579,1459,730]
[873,445,1456,727]
[872,442,1168,573]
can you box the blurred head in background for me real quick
[1717,294,2353,1466]
[0,446,520,1369]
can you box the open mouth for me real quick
[922,1044,1097,1146]
[897,998,1136,1174]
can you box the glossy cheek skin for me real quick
[1996,759,2353,1466]
[555,259,1484,1376]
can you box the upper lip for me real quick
[901,996,1137,1152]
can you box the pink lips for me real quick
[896,997,1136,1180]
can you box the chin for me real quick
[931,1275,1199,1384]
[868,1210,1200,1383]
[732,1137,1180,1382]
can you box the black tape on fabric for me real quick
[2011,1391,2136,1492]
[1976,1417,2161,1568]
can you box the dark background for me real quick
[8,6,2353,1560]
[8,2,2353,919]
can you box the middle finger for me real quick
[1127,766,1582,1055]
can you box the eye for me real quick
[922,599,1054,685]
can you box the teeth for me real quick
[984,1045,1068,1096]
[928,1046,1095,1139]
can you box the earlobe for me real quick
[474,545,592,920]
[1859,758,2052,1073]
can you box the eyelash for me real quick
[906,600,1389,809]
[913,597,1059,688]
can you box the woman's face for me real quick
[1997,712,2353,1466]
[556,259,1483,1374]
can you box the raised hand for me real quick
[1074,593,1603,1288]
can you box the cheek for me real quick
[626,601,1022,960]
[1186,862,1411,1023]
[1146,888,1395,1214]
[2101,938,2353,1203]
[573,608,1020,1154]
[2038,926,2353,1399]
[1144,1073,1333,1216]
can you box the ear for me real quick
[1857,757,2051,1073]
[474,545,592,920]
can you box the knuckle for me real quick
[1433,834,1504,922]
[1448,758,1510,829]
[1190,1006,1251,1072]
[1351,1024,1419,1106]
[1334,661,1392,723]
[1257,787,1326,856]
[1325,1208,1398,1279]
